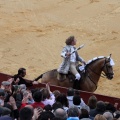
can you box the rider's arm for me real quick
[61,47,68,58]
[76,52,86,65]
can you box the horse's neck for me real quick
[91,59,104,73]
[86,58,105,84]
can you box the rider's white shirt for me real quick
[70,46,76,62]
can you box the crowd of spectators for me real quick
[0,68,119,120]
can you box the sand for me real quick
[0,0,120,98]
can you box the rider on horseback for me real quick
[58,36,86,81]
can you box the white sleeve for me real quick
[61,47,67,58]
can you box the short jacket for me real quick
[57,45,84,74]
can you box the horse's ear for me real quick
[108,54,112,61]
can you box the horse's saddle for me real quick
[57,64,85,82]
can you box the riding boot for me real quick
[73,80,80,90]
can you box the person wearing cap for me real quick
[58,36,86,82]
[1,81,12,94]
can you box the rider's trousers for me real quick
[69,62,81,80]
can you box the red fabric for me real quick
[19,103,28,110]
[31,102,45,109]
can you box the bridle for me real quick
[101,58,113,78]
[86,57,113,90]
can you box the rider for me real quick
[58,36,86,81]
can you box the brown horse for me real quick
[34,55,114,92]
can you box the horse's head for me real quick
[102,55,114,80]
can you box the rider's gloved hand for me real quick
[65,52,71,57]
[82,60,86,65]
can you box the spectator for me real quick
[67,88,86,107]
[31,90,45,109]
[38,111,55,120]
[8,96,19,119]
[19,107,34,120]
[1,81,12,95]
[105,102,116,113]
[20,106,42,120]
[80,108,92,120]
[11,68,38,87]
[53,90,60,99]
[23,90,34,104]
[0,116,13,120]
[87,95,97,110]
[67,106,81,120]
[89,101,106,117]
[94,114,107,120]
[0,89,5,107]
[41,83,55,106]
[51,117,62,120]
[67,87,75,107]
[53,108,67,120]
[20,90,35,109]
[55,93,69,112]
[73,95,82,109]
[52,102,63,112]
[82,105,90,113]
[0,107,11,117]
[44,104,52,112]
[103,111,113,120]
[0,86,19,119]
[114,110,120,119]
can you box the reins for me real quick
[85,57,110,89]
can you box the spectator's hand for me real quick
[28,92,33,100]
[32,81,39,85]
[114,102,118,110]
[32,107,43,120]
[46,83,51,93]
[9,96,17,110]
[7,78,14,84]
[15,78,20,84]
[3,84,12,93]
[22,94,29,103]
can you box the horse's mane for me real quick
[85,56,105,69]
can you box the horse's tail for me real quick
[34,74,43,81]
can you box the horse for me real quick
[34,55,114,92]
